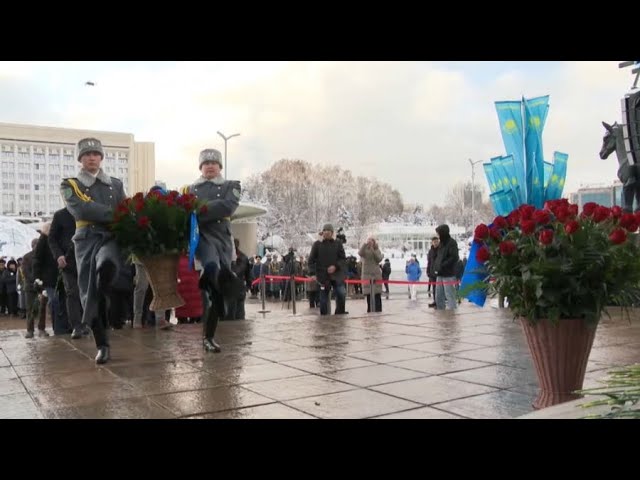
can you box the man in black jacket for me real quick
[49,207,86,339]
[307,224,348,316]
[381,259,391,299]
[433,224,459,310]
[226,238,252,320]
[426,236,440,308]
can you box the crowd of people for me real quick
[2,137,467,366]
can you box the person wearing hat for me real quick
[187,148,241,352]
[307,223,348,316]
[433,224,459,310]
[60,137,126,364]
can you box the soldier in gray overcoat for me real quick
[188,148,241,352]
[60,138,126,364]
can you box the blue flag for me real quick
[495,101,526,200]
[483,163,499,195]
[188,211,199,271]
[460,240,489,307]
[524,95,549,207]
[543,161,554,189]
[545,151,569,201]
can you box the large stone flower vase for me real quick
[520,317,598,410]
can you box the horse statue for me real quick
[600,121,640,212]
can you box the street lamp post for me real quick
[216,131,241,179]
[468,158,484,231]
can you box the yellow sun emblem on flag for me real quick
[503,119,518,133]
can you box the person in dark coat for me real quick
[49,207,86,338]
[33,223,68,334]
[307,224,348,316]
[188,148,241,352]
[61,137,126,364]
[426,236,440,308]
[21,239,46,338]
[226,238,251,320]
[380,258,391,298]
[1,259,19,316]
[433,224,459,310]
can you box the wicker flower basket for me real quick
[137,254,185,311]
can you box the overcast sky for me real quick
[0,61,634,206]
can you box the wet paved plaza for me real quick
[1,295,639,419]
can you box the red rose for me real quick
[532,210,551,225]
[474,224,490,241]
[492,216,508,229]
[582,202,598,216]
[539,229,554,245]
[489,226,502,241]
[564,220,580,235]
[568,204,579,217]
[519,205,536,220]
[619,213,636,230]
[625,221,639,233]
[506,210,521,227]
[634,211,640,224]
[498,240,516,256]
[133,192,144,202]
[476,245,491,263]
[555,207,570,223]
[611,206,623,218]
[592,206,611,223]
[137,216,150,229]
[199,205,208,214]
[134,201,144,212]
[609,228,627,245]
[521,220,536,235]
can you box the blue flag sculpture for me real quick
[462,94,569,307]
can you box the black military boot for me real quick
[95,346,110,364]
[202,295,223,353]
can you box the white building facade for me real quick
[0,122,155,216]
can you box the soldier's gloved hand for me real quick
[34,279,43,289]
[42,290,48,298]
